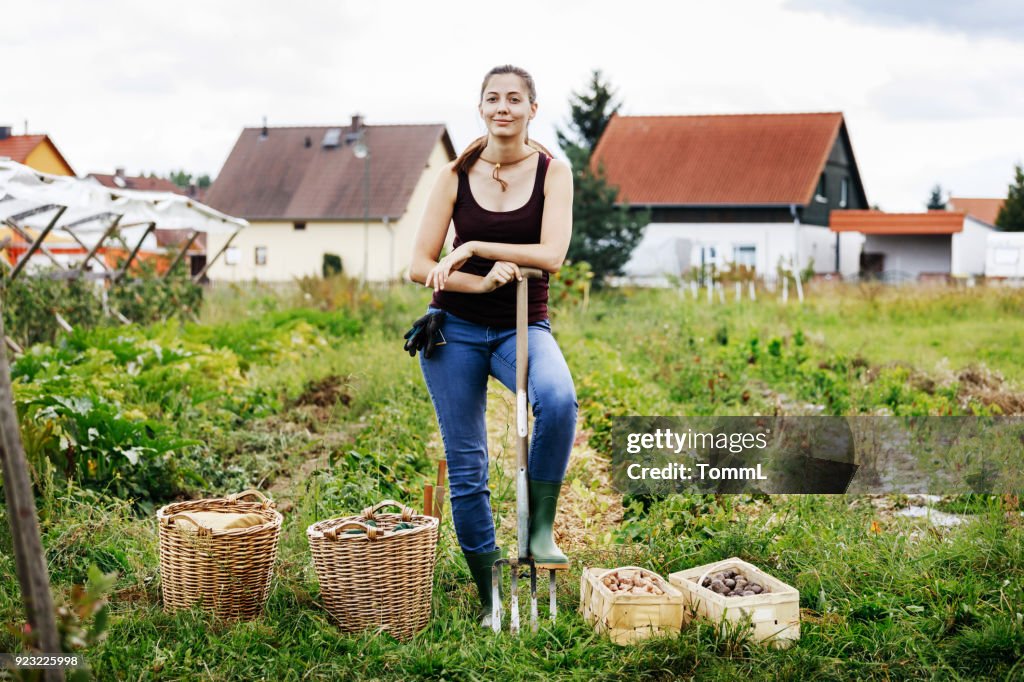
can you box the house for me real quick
[88,168,184,193]
[590,112,869,282]
[203,116,455,282]
[0,126,75,176]
[948,197,1006,228]
[829,210,992,280]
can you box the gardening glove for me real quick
[403,310,446,359]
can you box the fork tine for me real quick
[549,569,558,622]
[510,562,520,635]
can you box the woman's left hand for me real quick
[426,242,476,291]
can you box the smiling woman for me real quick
[406,64,577,628]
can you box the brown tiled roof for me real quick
[0,134,75,175]
[89,173,185,194]
[948,197,1005,226]
[0,134,46,163]
[591,112,848,206]
[830,210,965,234]
[205,124,455,220]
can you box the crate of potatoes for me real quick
[669,557,799,648]
[580,566,684,645]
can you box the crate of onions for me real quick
[669,557,800,648]
[579,566,684,645]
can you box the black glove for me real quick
[403,310,446,358]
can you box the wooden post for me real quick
[111,222,156,284]
[163,230,201,279]
[192,228,240,283]
[0,310,65,680]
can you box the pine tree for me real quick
[926,184,946,210]
[556,70,648,285]
[995,163,1024,232]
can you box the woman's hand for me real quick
[480,260,522,293]
[425,242,476,291]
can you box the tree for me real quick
[995,163,1024,232]
[556,70,648,285]
[926,184,946,210]
[168,170,212,190]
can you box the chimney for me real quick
[115,167,125,178]
[260,115,268,140]
[351,113,363,131]
[0,126,11,140]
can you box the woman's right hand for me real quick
[479,261,522,292]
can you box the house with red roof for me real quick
[0,126,75,176]
[948,197,1005,228]
[830,209,993,280]
[204,116,455,282]
[591,112,869,281]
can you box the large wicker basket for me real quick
[307,499,439,640]
[157,489,282,620]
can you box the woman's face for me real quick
[479,73,537,141]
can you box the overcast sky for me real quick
[3,0,1022,211]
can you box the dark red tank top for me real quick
[431,153,550,328]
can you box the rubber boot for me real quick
[464,548,502,628]
[528,480,569,567]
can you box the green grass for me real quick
[2,280,1023,680]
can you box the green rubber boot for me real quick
[464,548,502,627]
[528,480,569,567]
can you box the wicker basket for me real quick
[157,489,282,620]
[307,499,439,640]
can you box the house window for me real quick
[294,221,306,231]
[733,245,757,269]
[840,177,849,208]
[225,246,240,265]
[700,246,717,266]
[255,246,268,265]
[816,173,827,203]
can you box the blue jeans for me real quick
[419,308,577,554]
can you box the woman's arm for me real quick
[408,163,487,293]
[464,158,574,273]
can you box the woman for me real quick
[407,64,577,626]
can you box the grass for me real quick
[2,279,1023,680]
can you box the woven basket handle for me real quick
[323,521,380,541]
[697,559,743,590]
[361,499,414,522]
[226,489,273,508]
[164,512,213,536]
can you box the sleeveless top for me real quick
[431,152,551,328]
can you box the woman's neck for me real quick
[482,136,531,163]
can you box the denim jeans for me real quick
[419,307,577,554]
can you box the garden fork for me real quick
[491,267,559,634]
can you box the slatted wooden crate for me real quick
[669,557,800,648]
[580,566,684,645]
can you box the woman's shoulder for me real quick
[543,156,572,192]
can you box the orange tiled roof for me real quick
[830,210,965,234]
[0,134,47,163]
[948,197,1005,226]
[591,112,846,205]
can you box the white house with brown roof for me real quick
[830,210,993,280]
[203,117,455,282]
[591,112,869,282]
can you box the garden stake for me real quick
[491,267,559,634]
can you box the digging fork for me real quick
[491,267,559,634]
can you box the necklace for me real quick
[479,148,538,192]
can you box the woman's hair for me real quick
[453,65,552,174]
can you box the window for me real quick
[293,221,306,231]
[733,245,757,268]
[700,246,717,266]
[815,173,827,203]
[840,177,849,208]
[255,246,268,266]
[225,246,240,265]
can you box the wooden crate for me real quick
[669,557,800,648]
[579,566,684,645]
